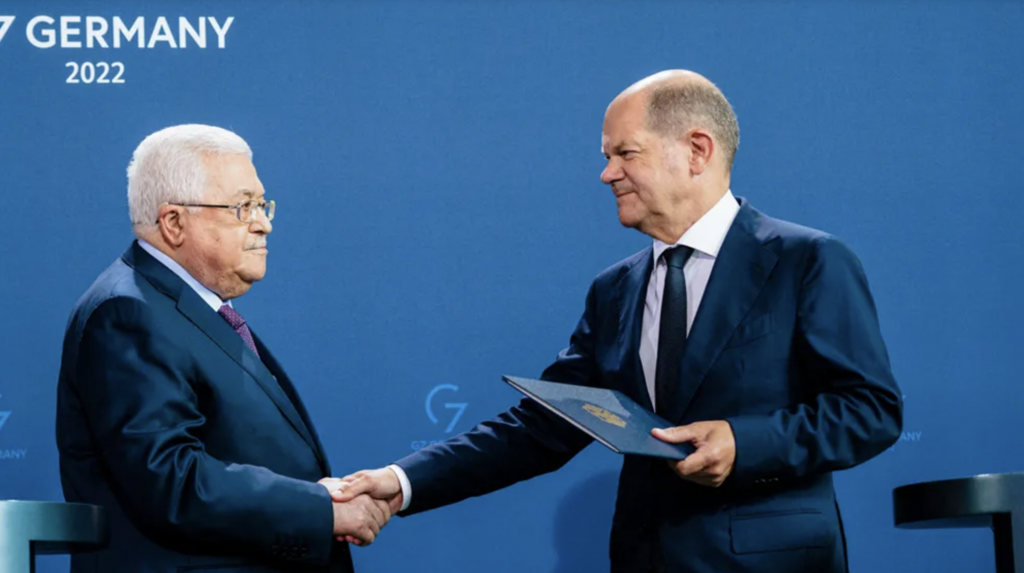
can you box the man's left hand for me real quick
[651,421,736,487]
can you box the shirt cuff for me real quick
[387,464,412,512]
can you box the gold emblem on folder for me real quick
[583,404,626,428]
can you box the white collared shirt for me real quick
[137,239,230,312]
[391,190,740,511]
[639,190,740,410]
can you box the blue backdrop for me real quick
[1,1,1022,571]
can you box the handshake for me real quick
[319,468,403,546]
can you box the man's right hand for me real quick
[324,468,403,514]
[331,494,391,546]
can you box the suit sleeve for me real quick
[396,283,600,515]
[71,297,335,565]
[726,236,903,484]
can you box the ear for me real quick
[688,128,715,176]
[156,204,187,248]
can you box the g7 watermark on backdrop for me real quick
[411,384,469,451]
[0,394,28,461]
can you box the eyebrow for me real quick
[603,142,633,157]
[234,188,257,199]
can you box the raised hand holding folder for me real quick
[502,375,695,460]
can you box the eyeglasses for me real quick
[166,199,276,224]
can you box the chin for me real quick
[239,265,266,283]
[617,211,642,229]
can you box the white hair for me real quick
[127,124,252,228]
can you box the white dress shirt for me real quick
[137,239,230,312]
[640,190,739,410]
[390,191,740,513]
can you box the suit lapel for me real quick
[662,202,779,424]
[254,334,331,476]
[124,242,324,465]
[615,247,655,410]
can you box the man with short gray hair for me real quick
[56,124,387,573]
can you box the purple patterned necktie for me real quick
[218,304,260,358]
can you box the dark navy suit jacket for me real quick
[56,242,352,573]
[396,198,903,573]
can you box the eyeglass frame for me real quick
[159,199,276,224]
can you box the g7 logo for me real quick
[0,17,14,46]
[425,385,467,434]
[0,394,9,433]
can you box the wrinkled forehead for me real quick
[601,93,651,150]
[201,152,264,201]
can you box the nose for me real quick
[601,158,622,185]
[250,207,273,235]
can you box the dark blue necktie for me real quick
[655,245,693,415]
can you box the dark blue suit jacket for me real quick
[56,242,352,573]
[396,198,903,573]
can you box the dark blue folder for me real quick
[502,375,694,460]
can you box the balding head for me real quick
[613,70,740,172]
[600,70,738,243]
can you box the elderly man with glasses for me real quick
[55,124,388,573]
